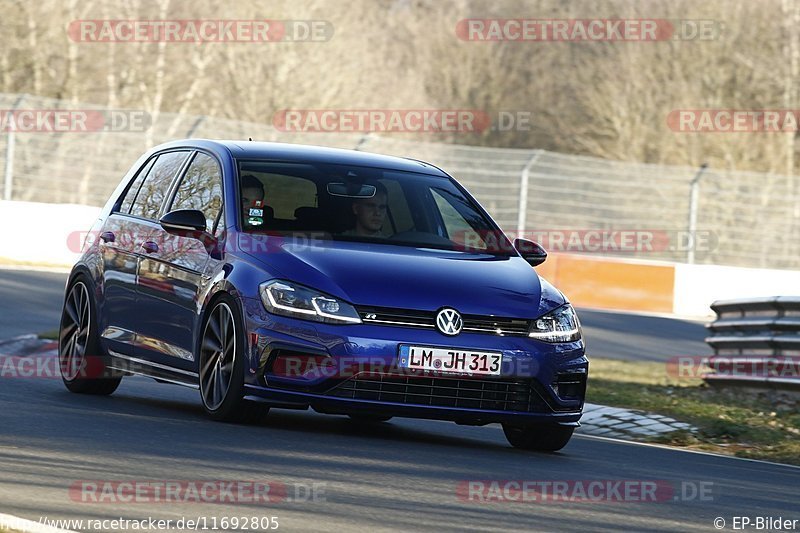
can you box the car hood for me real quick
[238,235,565,318]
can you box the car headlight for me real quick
[528,304,582,343]
[259,280,362,324]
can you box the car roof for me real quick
[151,139,450,177]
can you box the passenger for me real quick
[241,174,265,214]
[241,175,266,227]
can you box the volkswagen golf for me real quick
[58,139,587,451]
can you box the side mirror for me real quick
[159,209,207,234]
[514,238,547,267]
[159,209,224,260]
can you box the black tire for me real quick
[502,423,574,452]
[198,294,269,423]
[348,414,393,423]
[59,277,122,395]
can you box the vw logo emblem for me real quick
[436,308,463,336]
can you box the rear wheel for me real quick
[59,278,121,395]
[198,296,268,423]
[502,423,574,451]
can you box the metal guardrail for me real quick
[704,297,800,390]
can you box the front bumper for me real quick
[240,298,588,424]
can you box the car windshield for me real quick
[236,160,513,255]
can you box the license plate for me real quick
[398,345,502,376]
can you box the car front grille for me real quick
[328,371,551,413]
[356,306,531,337]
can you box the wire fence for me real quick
[1,92,798,269]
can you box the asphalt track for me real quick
[3,267,793,533]
[0,370,798,532]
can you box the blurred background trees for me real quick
[0,0,797,175]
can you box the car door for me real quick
[97,156,158,355]
[103,150,191,361]
[136,151,224,371]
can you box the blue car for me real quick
[59,139,587,451]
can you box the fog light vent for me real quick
[553,371,587,400]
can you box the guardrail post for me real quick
[185,115,206,138]
[3,95,25,202]
[354,133,374,151]
[517,150,543,235]
[686,163,708,264]
[3,129,15,201]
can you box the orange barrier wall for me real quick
[535,253,676,313]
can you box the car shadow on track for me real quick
[52,379,577,458]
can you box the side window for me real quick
[118,157,156,214]
[431,189,487,249]
[130,151,190,220]
[261,173,317,219]
[169,153,223,232]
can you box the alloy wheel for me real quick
[59,281,91,381]
[199,302,237,411]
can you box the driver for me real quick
[342,182,388,237]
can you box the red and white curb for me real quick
[0,335,56,357]
[577,403,696,440]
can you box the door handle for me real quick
[141,241,159,254]
[100,231,115,243]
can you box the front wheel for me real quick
[198,296,268,423]
[59,278,121,395]
[502,423,574,452]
